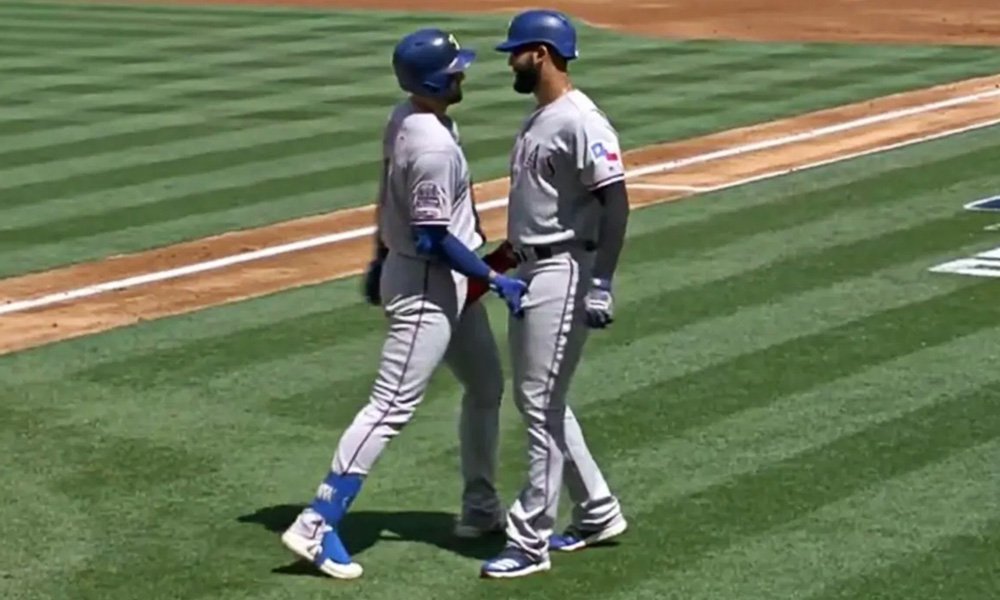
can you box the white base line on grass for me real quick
[629,183,713,192]
[2,89,999,317]
[625,88,1000,178]
[688,116,1000,195]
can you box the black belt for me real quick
[513,241,596,262]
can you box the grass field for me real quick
[2,1,1000,599]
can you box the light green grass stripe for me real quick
[0,0,327,18]
[24,145,980,380]
[0,277,370,385]
[2,42,397,102]
[0,16,227,35]
[0,53,888,174]
[34,235,981,458]
[618,439,1000,600]
[0,47,736,155]
[599,320,1000,510]
[0,15,328,71]
[0,4,287,25]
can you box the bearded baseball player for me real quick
[280,28,528,580]
[478,9,631,579]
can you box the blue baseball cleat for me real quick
[480,546,551,578]
[549,516,628,552]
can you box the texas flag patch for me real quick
[590,142,619,162]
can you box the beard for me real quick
[512,63,540,94]
[443,79,464,104]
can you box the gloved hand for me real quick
[584,278,614,328]
[362,258,383,306]
[464,241,519,309]
[490,274,529,317]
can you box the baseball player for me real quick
[478,10,631,578]
[280,28,528,580]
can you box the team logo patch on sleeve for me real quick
[590,142,619,162]
[412,181,448,221]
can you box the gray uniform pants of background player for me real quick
[328,252,504,522]
[505,246,623,561]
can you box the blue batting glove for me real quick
[584,278,614,328]
[490,274,528,317]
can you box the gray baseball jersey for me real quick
[378,99,485,257]
[507,89,625,247]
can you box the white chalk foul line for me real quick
[2,87,999,316]
[629,183,713,192]
[667,116,1000,198]
[625,87,1000,178]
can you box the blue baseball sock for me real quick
[310,472,364,527]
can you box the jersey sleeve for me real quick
[408,150,457,226]
[577,111,626,191]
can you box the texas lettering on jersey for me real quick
[506,90,625,246]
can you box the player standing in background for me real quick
[280,28,528,580]
[480,9,631,579]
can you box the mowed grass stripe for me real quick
[0,45,755,166]
[54,150,991,387]
[619,440,1000,600]
[8,129,957,380]
[0,50,934,172]
[503,364,1000,600]
[2,69,995,255]
[0,0,324,18]
[0,17,227,36]
[0,4,292,26]
[807,515,1000,600]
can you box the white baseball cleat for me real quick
[548,515,628,552]
[281,510,363,580]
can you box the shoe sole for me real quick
[480,559,552,579]
[281,530,364,580]
[553,518,628,553]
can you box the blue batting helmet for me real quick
[495,9,578,60]
[392,28,476,98]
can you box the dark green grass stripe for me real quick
[61,198,990,386]
[0,8,287,29]
[607,210,987,345]
[590,281,1000,455]
[5,74,993,207]
[0,18,225,36]
[1,136,988,306]
[0,0,326,19]
[0,34,118,49]
[620,143,1000,270]
[0,125,513,223]
[0,118,81,136]
[0,64,80,77]
[0,127,351,206]
[811,518,1000,600]
[522,379,1000,600]
[0,25,180,41]
[73,301,382,387]
[0,123,240,169]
